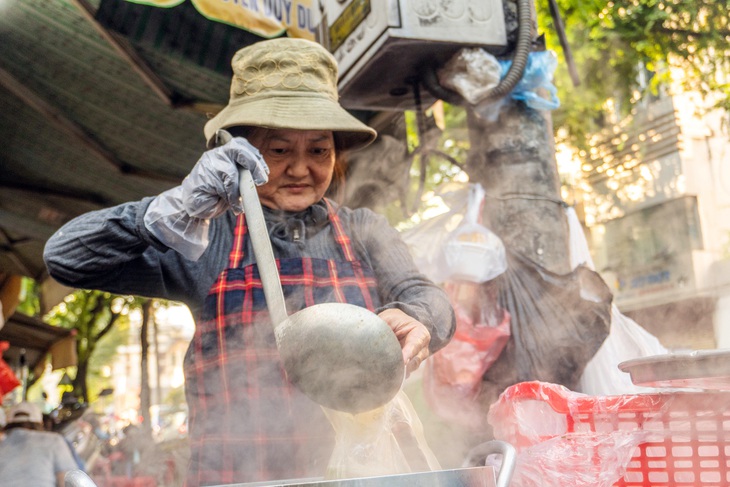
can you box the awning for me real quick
[0,312,76,376]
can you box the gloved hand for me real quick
[182,136,268,219]
[143,137,269,261]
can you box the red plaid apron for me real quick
[184,200,381,486]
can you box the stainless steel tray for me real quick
[618,349,730,390]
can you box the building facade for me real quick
[574,91,730,350]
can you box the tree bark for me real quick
[153,312,162,408]
[75,360,89,403]
[139,300,152,435]
[466,101,570,274]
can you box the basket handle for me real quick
[498,381,665,414]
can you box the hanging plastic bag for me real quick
[323,390,441,479]
[0,341,20,397]
[565,207,669,395]
[476,248,613,412]
[401,182,471,284]
[498,50,560,111]
[423,280,511,426]
[437,48,502,105]
[405,182,510,425]
[441,184,507,283]
[401,182,507,285]
[403,184,612,415]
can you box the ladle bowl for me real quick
[228,130,405,414]
[275,302,405,413]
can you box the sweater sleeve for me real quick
[42,198,222,306]
[350,208,456,353]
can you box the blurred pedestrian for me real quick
[43,413,86,471]
[0,407,6,442]
[0,402,78,486]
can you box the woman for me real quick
[44,37,455,486]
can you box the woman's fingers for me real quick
[378,308,431,376]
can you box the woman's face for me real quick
[247,129,336,212]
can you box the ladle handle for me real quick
[239,168,289,327]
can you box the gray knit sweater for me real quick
[43,198,455,352]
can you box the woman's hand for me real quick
[182,136,269,219]
[378,308,431,377]
[143,136,269,261]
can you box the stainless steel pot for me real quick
[66,467,501,487]
[222,441,516,487]
[65,442,516,487]
[228,466,498,487]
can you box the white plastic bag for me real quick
[566,207,668,395]
[403,183,507,284]
[437,48,502,105]
[323,391,441,479]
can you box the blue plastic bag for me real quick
[500,51,560,111]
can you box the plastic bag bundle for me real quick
[488,428,649,487]
[403,184,612,412]
[476,249,613,409]
[402,182,507,285]
[491,380,730,487]
[424,281,511,426]
[499,50,560,111]
[486,381,700,487]
[473,50,561,121]
[323,391,441,480]
[437,48,502,105]
[565,207,669,395]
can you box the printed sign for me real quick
[125,0,319,40]
[328,0,370,52]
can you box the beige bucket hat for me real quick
[204,38,377,151]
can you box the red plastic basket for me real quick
[488,381,730,486]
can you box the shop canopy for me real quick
[0,312,76,376]
[113,0,320,41]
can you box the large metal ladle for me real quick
[235,140,405,414]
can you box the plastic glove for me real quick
[143,137,269,261]
[182,137,268,219]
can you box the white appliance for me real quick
[318,0,508,110]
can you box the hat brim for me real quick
[204,92,377,151]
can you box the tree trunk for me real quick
[139,300,152,435]
[466,102,570,274]
[153,312,162,408]
[74,358,89,403]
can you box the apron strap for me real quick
[228,213,247,269]
[323,199,357,262]
[227,199,358,268]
